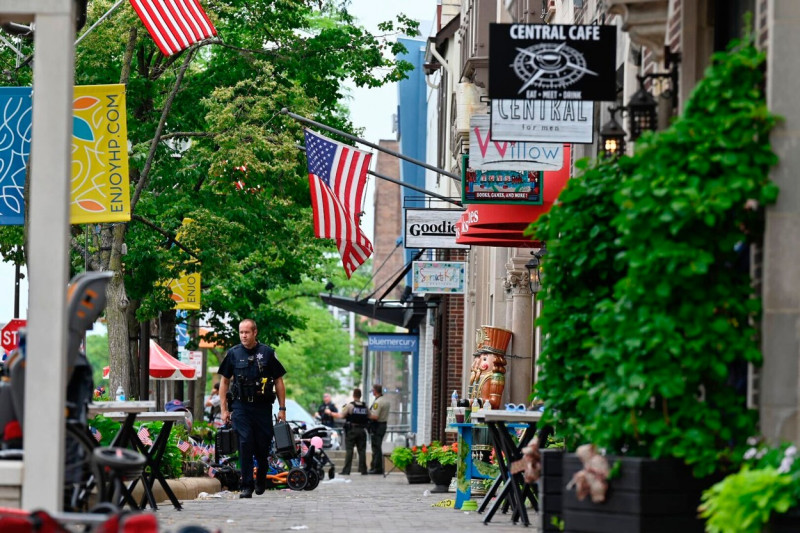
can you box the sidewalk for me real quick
[154,472,541,532]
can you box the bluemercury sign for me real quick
[469,115,563,171]
[368,334,419,352]
[462,154,543,205]
[405,208,468,250]
[412,261,466,294]
[491,99,594,143]
[489,23,617,101]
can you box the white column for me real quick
[20,0,75,511]
[762,0,800,445]
[504,255,534,405]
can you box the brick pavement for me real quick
[154,472,541,533]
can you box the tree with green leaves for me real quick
[0,0,418,398]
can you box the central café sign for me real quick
[489,23,617,102]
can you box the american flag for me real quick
[90,427,102,443]
[304,129,373,278]
[177,439,191,453]
[137,426,153,447]
[129,0,218,56]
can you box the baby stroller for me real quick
[298,425,336,481]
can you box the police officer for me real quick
[327,388,368,475]
[368,384,390,474]
[218,319,286,498]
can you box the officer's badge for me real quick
[256,353,263,360]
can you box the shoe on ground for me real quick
[360,472,368,475]
[239,488,253,499]
[368,469,383,475]
[255,479,266,495]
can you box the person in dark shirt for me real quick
[316,392,338,428]
[218,319,286,498]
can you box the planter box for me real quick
[404,460,431,484]
[541,449,565,532]
[563,454,713,533]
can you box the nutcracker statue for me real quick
[468,326,512,409]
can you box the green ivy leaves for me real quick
[531,38,778,477]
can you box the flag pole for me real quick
[297,145,461,207]
[282,108,461,182]
[75,0,126,46]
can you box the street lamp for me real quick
[626,77,658,142]
[598,107,626,159]
[525,246,547,294]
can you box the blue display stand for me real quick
[450,421,491,509]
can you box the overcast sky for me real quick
[0,1,435,324]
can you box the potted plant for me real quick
[530,34,778,533]
[390,444,430,484]
[700,442,800,533]
[419,441,458,493]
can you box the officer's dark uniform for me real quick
[218,342,286,491]
[341,400,368,475]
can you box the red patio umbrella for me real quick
[103,339,196,380]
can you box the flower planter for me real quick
[404,459,431,484]
[540,449,565,532]
[563,454,715,533]
[428,459,457,493]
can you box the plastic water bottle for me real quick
[116,386,125,401]
[451,390,459,408]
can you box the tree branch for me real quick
[131,214,200,260]
[130,47,197,212]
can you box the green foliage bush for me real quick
[532,38,778,477]
[700,443,800,532]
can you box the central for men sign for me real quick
[489,23,617,101]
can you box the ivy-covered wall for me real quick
[532,37,778,476]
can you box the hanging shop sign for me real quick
[469,115,562,171]
[412,261,466,295]
[462,154,543,205]
[490,99,594,143]
[456,144,572,247]
[404,208,469,250]
[489,23,617,101]
[368,333,419,352]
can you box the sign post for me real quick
[1,318,27,355]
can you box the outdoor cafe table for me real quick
[471,410,542,527]
[87,401,185,511]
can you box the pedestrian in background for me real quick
[316,392,338,428]
[218,318,287,498]
[368,384,390,474]
[327,388,368,475]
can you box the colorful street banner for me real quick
[0,85,130,225]
[168,272,201,310]
[71,84,130,223]
[0,88,32,226]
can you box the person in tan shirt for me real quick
[368,384,390,474]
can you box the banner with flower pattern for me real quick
[71,84,131,223]
[167,272,201,310]
[0,85,130,225]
